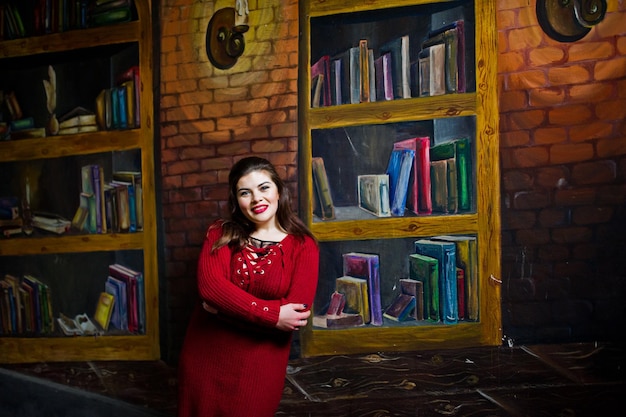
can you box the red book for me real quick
[311,55,331,106]
[108,264,139,333]
[393,136,432,214]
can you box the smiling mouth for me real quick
[252,205,267,214]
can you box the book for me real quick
[3,275,22,333]
[57,313,100,336]
[400,278,424,320]
[380,35,411,99]
[374,52,394,102]
[58,106,97,129]
[408,254,439,321]
[431,235,478,321]
[383,294,416,322]
[10,127,47,140]
[454,138,472,211]
[415,239,458,324]
[111,181,131,232]
[358,40,370,103]
[311,55,331,107]
[90,5,131,27]
[112,171,143,231]
[94,291,115,330]
[117,65,140,127]
[456,267,465,320]
[428,20,466,93]
[105,275,128,331]
[330,57,342,105]
[424,43,446,96]
[349,46,360,104]
[31,213,71,234]
[311,73,324,108]
[430,142,458,213]
[311,157,335,220]
[312,313,363,329]
[108,263,145,333]
[9,117,35,131]
[386,148,415,216]
[335,276,370,325]
[393,136,432,215]
[0,196,19,220]
[357,174,391,217]
[342,252,382,326]
[326,291,346,316]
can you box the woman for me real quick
[177,156,319,417]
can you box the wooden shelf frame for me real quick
[298,0,501,357]
[0,0,159,364]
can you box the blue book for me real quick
[386,149,415,216]
[105,276,128,331]
[414,239,458,324]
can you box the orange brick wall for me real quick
[158,0,626,360]
[159,0,299,360]
[497,1,626,344]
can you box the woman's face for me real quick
[236,169,280,228]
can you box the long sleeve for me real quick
[196,223,282,328]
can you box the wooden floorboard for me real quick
[1,342,624,416]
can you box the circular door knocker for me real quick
[206,7,250,70]
[536,0,607,42]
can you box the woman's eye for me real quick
[260,185,270,191]
[239,190,250,197]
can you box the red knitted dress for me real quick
[177,221,319,417]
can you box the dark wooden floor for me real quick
[2,342,625,416]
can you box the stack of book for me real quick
[105,263,145,334]
[73,165,143,234]
[310,18,466,107]
[0,90,46,140]
[0,274,54,335]
[95,65,141,131]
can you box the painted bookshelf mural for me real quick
[0,0,157,362]
[311,116,476,222]
[313,235,479,330]
[299,0,500,355]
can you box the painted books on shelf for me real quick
[414,239,458,324]
[342,252,383,326]
[311,157,335,220]
[357,174,391,217]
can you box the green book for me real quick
[409,253,439,322]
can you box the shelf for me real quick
[0,333,159,364]
[0,1,158,363]
[308,93,477,129]
[299,0,501,357]
[0,232,145,257]
[0,129,143,162]
[0,21,141,59]
[306,0,452,17]
[312,212,478,241]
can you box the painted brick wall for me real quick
[158,0,626,361]
[159,0,299,361]
[497,1,626,344]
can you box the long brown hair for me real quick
[212,156,315,250]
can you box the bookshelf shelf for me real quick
[0,21,141,59]
[0,1,158,363]
[308,93,477,129]
[299,0,501,357]
[0,233,145,257]
[0,129,142,162]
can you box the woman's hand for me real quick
[276,303,310,332]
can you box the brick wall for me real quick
[497,1,626,344]
[158,0,626,362]
[159,0,299,361]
